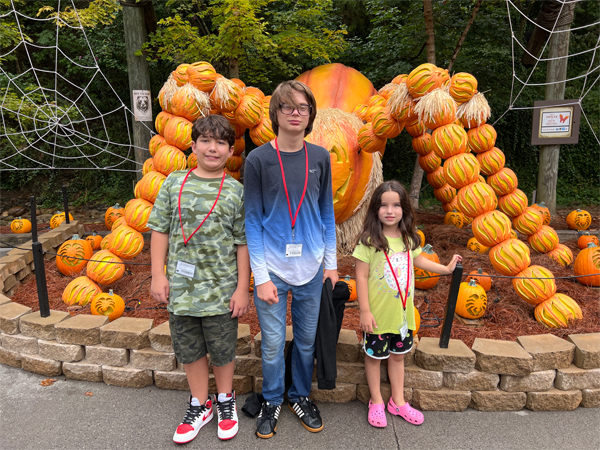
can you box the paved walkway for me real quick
[1,364,599,450]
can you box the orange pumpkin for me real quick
[456,279,487,319]
[443,153,480,189]
[249,273,254,292]
[487,167,518,196]
[154,111,175,136]
[233,137,245,157]
[449,72,478,104]
[163,116,193,151]
[10,217,31,233]
[574,242,600,286]
[186,61,217,92]
[105,203,124,231]
[467,124,497,153]
[111,216,127,231]
[188,153,197,169]
[249,118,275,146]
[344,277,357,302]
[566,209,592,231]
[418,151,442,173]
[489,239,531,276]
[512,206,544,236]
[531,202,551,225]
[244,87,265,101]
[426,166,446,189]
[108,225,144,260]
[224,169,241,181]
[416,229,425,247]
[149,134,167,157]
[497,189,528,218]
[442,196,460,213]
[378,83,398,100]
[234,94,263,129]
[513,265,556,305]
[296,63,377,113]
[86,250,125,285]
[476,147,505,176]
[172,63,190,86]
[100,233,113,250]
[548,243,574,267]
[577,232,600,249]
[86,232,102,251]
[456,182,497,218]
[50,212,73,229]
[414,244,440,290]
[466,268,492,291]
[406,63,449,98]
[135,171,166,204]
[420,91,456,130]
[527,225,559,253]
[352,103,369,122]
[412,133,433,156]
[358,123,387,154]
[535,294,582,328]
[414,306,421,334]
[62,276,102,306]
[142,158,155,176]
[444,209,465,228]
[392,74,408,85]
[431,123,468,159]
[56,234,93,276]
[209,77,244,112]
[472,210,513,247]
[433,184,457,204]
[404,118,426,137]
[91,289,125,322]
[124,198,153,233]
[467,237,489,254]
[153,145,187,176]
[372,109,403,139]
[365,105,385,123]
[170,83,210,121]
[225,155,243,172]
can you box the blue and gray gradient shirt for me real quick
[244,141,337,286]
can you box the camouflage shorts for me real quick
[169,312,238,366]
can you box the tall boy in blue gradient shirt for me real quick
[244,80,338,439]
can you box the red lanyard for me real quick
[384,249,411,310]
[177,168,226,246]
[274,138,308,230]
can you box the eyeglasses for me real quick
[279,103,312,116]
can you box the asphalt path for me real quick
[1,364,599,450]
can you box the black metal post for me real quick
[439,263,463,348]
[30,196,50,318]
[62,185,70,224]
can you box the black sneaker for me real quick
[173,396,213,444]
[255,401,281,439]
[288,397,323,432]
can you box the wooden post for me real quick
[122,0,153,181]
[439,263,463,348]
[536,5,575,215]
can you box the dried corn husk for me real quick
[157,75,179,113]
[457,92,491,129]
[413,88,456,129]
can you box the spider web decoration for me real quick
[0,0,152,172]
[497,0,600,144]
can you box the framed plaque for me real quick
[531,99,581,145]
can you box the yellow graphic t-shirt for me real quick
[353,237,422,335]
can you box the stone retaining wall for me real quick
[1,298,598,411]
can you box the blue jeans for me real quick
[254,267,323,405]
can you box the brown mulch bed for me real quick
[9,216,600,348]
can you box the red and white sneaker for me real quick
[173,396,213,444]
[216,391,239,440]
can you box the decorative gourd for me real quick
[512,207,544,236]
[512,265,556,305]
[86,250,125,285]
[489,239,531,276]
[50,212,73,229]
[466,268,492,291]
[149,134,167,157]
[527,225,559,253]
[574,242,600,286]
[406,63,449,98]
[433,184,457,204]
[250,118,275,146]
[577,232,600,249]
[62,276,102,306]
[416,229,425,247]
[547,243,574,267]
[531,202,551,225]
[404,118,426,137]
[467,237,489,254]
[487,168,518,196]
[10,217,31,233]
[124,198,153,233]
[444,209,465,228]
[476,147,505,176]
[426,166,446,189]
[86,232,102,251]
[358,123,387,154]
[135,171,166,204]
[534,294,582,328]
[91,289,125,322]
[418,151,442,172]
[105,203,124,231]
[431,123,468,159]
[163,116,193,151]
[56,234,93,276]
[234,94,263,129]
[108,225,144,260]
[448,72,478,104]
[456,279,487,319]
[443,153,481,189]
[186,61,217,92]
[566,209,592,231]
[344,277,357,302]
[142,158,155,176]
[111,215,127,231]
[467,124,497,153]
[412,133,433,156]
[497,189,528,218]
[153,145,187,176]
[414,244,440,290]
[456,182,497,218]
[472,210,513,247]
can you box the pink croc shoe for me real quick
[368,400,387,428]
[387,398,424,426]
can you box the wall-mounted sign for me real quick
[531,99,580,145]
[132,90,152,122]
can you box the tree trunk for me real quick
[123,1,153,181]
[407,0,435,211]
[228,56,239,79]
[537,21,573,215]
[447,0,482,73]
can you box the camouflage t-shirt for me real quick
[147,170,246,317]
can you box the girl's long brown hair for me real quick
[356,180,420,254]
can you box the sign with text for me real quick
[531,100,580,145]
[132,90,152,122]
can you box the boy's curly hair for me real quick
[191,114,235,147]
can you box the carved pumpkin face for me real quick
[566,209,592,231]
[56,234,93,276]
[444,209,465,228]
[10,217,31,234]
[91,290,125,322]
[105,204,124,231]
[456,280,487,319]
[467,237,489,254]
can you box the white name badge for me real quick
[398,319,408,340]
[176,260,195,278]
[285,243,303,258]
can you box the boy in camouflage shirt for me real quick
[148,115,250,444]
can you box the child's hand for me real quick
[446,254,463,273]
[360,310,378,334]
[151,274,170,304]
[230,289,250,318]
[256,280,279,305]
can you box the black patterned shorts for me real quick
[169,312,238,366]
[363,330,414,359]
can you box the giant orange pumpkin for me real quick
[135,171,166,204]
[456,182,497,218]
[443,153,480,189]
[62,276,102,307]
[574,242,600,286]
[414,244,440,290]
[513,265,556,305]
[472,210,513,247]
[108,225,145,260]
[296,63,377,113]
[56,234,93,276]
[86,250,125,285]
[498,189,528,218]
[489,239,531,276]
[124,198,153,233]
